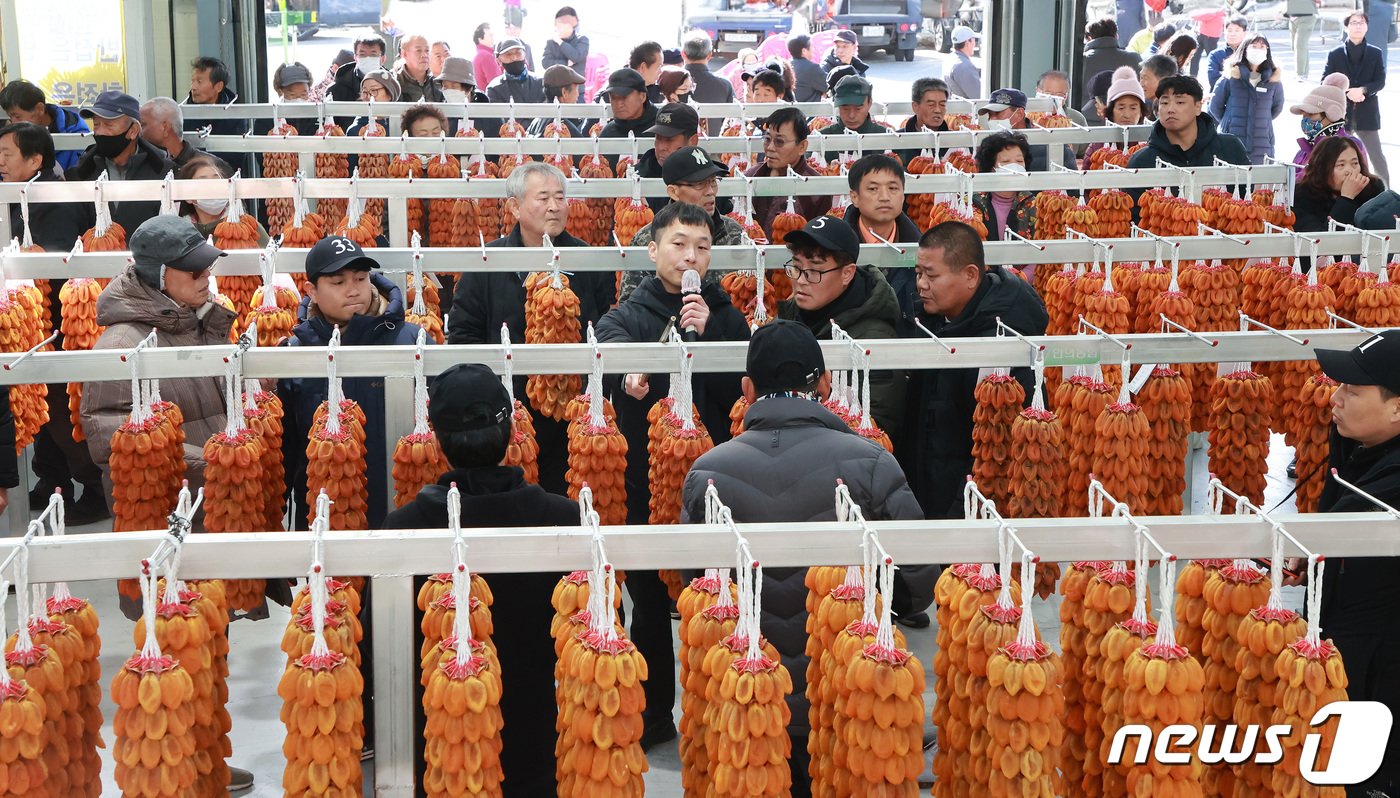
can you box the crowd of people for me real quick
[0,4,1399,796]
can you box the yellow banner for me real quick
[14,0,127,103]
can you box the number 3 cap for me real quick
[304,235,380,281]
[1315,330,1400,396]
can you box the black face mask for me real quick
[677,93,691,105]
[503,60,527,77]
[92,124,134,159]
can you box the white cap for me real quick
[952,26,979,45]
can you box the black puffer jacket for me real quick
[680,396,929,736]
[600,103,660,171]
[900,266,1048,519]
[280,273,423,530]
[66,137,177,237]
[446,226,616,494]
[842,206,922,338]
[595,276,750,525]
[184,87,252,179]
[1317,429,1400,635]
[7,169,93,336]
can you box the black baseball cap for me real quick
[429,363,514,433]
[646,102,700,138]
[662,145,726,185]
[304,235,378,281]
[980,88,1028,114]
[783,215,861,263]
[834,30,858,45]
[747,319,826,397]
[1315,331,1400,395]
[130,215,227,273]
[606,68,647,97]
[80,91,140,123]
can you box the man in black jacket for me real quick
[70,91,177,239]
[329,36,389,128]
[896,77,952,166]
[0,122,107,523]
[632,102,700,212]
[597,201,750,751]
[184,56,251,179]
[680,319,928,798]
[1304,330,1400,797]
[681,31,734,135]
[822,30,870,78]
[788,35,827,102]
[383,363,577,795]
[599,68,660,166]
[1323,12,1389,184]
[542,6,590,72]
[900,221,1048,520]
[446,162,616,495]
[484,38,547,104]
[842,154,921,338]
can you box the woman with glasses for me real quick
[776,215,904,436]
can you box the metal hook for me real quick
[913,318,956,355]
[3,330,59,371]
[1078,316,1132,352]
[1325,309,1381,335]
[995,317,1045,359]
[1159,315,1219,347]
[1240,313,1310,346]
[1330,470,1400,519]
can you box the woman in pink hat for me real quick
[1290,72,1369,170]
[1084,67,1148,163]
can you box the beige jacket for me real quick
[81,267,237,504]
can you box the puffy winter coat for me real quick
[1209,63,1285,164]
[899,265,1048,519]
[280,273,423,530]
[1317,429,1400,636]
[81,267,237,505]
[595,276,750,525]
[680,396,930,737]
[842,206,923,338]
[778,264,904,436]
[1080,37,1141,107]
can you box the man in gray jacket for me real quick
[680,320,932,798]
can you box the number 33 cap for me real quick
[305,235,380,281]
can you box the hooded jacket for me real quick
[66,137,178,238]
[446,225,616,495]
[280,273,422,530]
[842,206,922,338]
[382,466,576,795]
[44,104,90,173]
[778,265,904,436]
[1209,62,1285,164]
[680,396,929,736]
[900,266,1048,519]
[595,276,750,525]
[81,267,237,503]
[1126,113,1250,209]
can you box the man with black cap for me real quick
[382,362,576,794]
[526,65,586,137]
[599,68,659,151]
[1284,330,1400,798]
[81,215,234,512]
[596,201,751,752]
[822,29,871,78]
[979,87,1078,170]
[680,319,927,798]
[901,220,1046,520]
[777,214,903,436]
[485,37,546,104]
[629,101,700,211]
[279,235,423,531]
[67,91,176,236]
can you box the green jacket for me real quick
[778,264,905,437]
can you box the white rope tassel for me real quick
[413,327,430,436]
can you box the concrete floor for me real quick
[31,431,1306,796]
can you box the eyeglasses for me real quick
[673,176,719,190]
[784,261,844,283]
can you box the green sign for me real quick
[1043,341,1101,367]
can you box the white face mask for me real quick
[356,56,380,75]
[442,89,469,104]
[997,162,1027,175]
[1246,47,1267,66]
[195,198,229,215]
[986,118,1013,132]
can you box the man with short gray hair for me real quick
[681,30,734,135]
[139,97,204,168]
[395,33,444,102]
[446,161,617,494]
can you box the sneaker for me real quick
[361,747,375,761]
[229,766,254,792]
[896,611,931,629]
[639,720,678,752]
[67,486,112,526]
[28,481,67,507]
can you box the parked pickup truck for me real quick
[829,0,921,61]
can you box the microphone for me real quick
[681,269,702,342]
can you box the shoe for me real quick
[639,720,678,752]
[896,611,931,629]
[228,766,254,792]
[669,601,681,621]
[66,486,112,526]
[1286,457,1298,480]
[361,747,375,761]
[28,481,67,507]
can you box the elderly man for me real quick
[68,91,176,235]
[140,98,205,168]
[681,31,734,135]
[485,37,545,103]
[819,75,887,155]
[430,40,451,77]
[746,106,832,238]
[897,77,951,165]
[184,55,250,176]
[978,88,1079,170]
[599,68,659,167]
[394,34,444,102]
[0,80,89,172]
[525,66,585,137]
[446,162,616,494]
